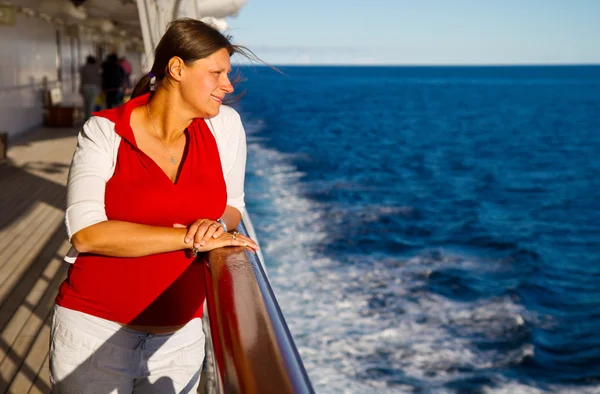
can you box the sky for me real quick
[226,0,600,65]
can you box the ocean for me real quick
[234,65,600,393]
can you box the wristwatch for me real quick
[217,219,228,233]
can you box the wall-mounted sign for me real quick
[0,5,17,26]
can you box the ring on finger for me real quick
[232,230,239,240]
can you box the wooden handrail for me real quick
[203,220,314,394]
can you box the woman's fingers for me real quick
[178,219,227,247]
[192,220,213,248]
[226,233,260,250]
[199,222,220,246]
[212,226,225,238]
[180,220,260,252]
[185,219,203,244]
[197,232,260,252]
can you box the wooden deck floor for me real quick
[0,126,211,394]
[0,126,79,394]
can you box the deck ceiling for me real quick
[81,0,140,36]
[4,0,247,43]
[6,0,142,38]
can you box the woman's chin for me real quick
[205,107,221,118]
[195,107,219,119]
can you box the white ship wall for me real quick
[0,14,142,139]
[0,14,57,138]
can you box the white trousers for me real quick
[49,305,205,394]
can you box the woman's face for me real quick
[180,48,234,118]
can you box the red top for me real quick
[56,93,227,326]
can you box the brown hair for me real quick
[131,18,262,104]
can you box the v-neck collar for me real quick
[134,129,191,186]
[93,93,198,186]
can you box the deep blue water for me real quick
[234,66,600,393]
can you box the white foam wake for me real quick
[242,117,599,394]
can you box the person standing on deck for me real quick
[79,55,101,121]
[50,19,261,393]
[101,53,126,109]
[120,56,133,94]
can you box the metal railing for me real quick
[201,215,314,394]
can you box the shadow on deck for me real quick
[0,126,79,393]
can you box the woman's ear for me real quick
[167,57,184,82]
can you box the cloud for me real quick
[232,45,385,65]
[248,45,372,55]
[232,42,600,66]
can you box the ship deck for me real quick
[0,126,78,393]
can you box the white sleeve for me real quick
[65,117,115,240]
[224,113,247,213]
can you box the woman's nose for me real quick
[221,76,234,94]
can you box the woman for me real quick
[51,19,260,393]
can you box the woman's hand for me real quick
[193,231,260,253]
[173,220,259,252]
[175,219,225,249]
